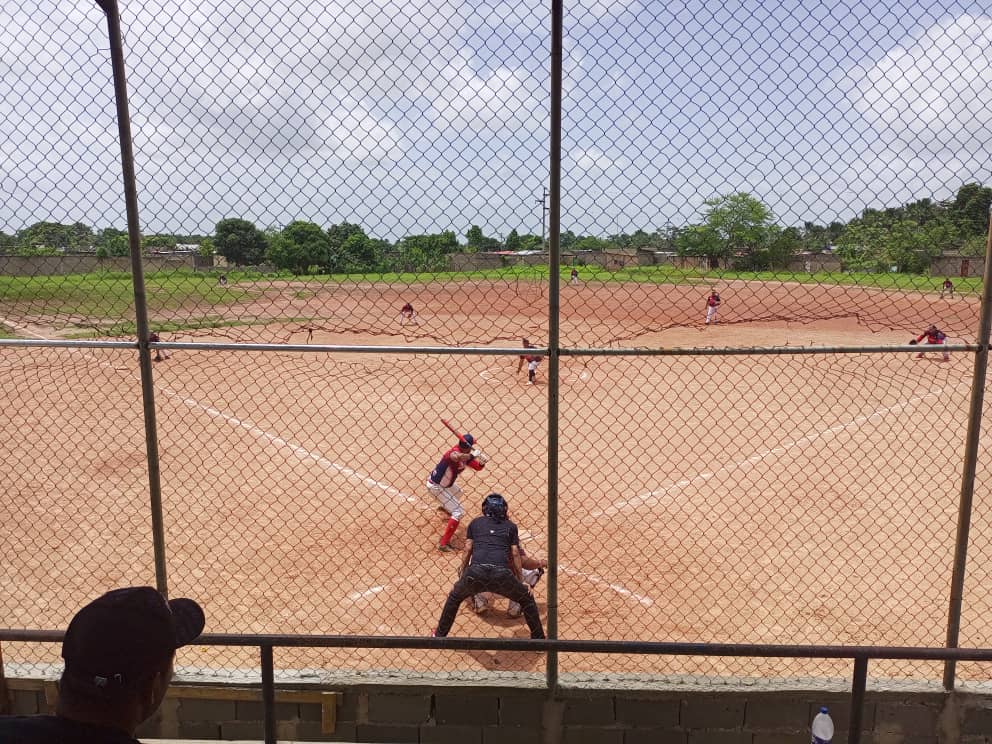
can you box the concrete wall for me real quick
[0,255,198,276]
[7,677,992,743]
[931,255,986,279]
[786,253,843,273]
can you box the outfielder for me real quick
[911,324,950,361]
[428,433,488,552]
[433,493,545,639]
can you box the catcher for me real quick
[910,324,949,361]
[433,494,545,639]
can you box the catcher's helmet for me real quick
[482,493,508,520]
[458,433,475,450]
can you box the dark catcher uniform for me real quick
[434,498,545,639]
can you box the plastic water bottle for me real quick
[811,706,834,744]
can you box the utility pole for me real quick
[537,187,549,248]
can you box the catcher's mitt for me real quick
[908,339,918,345]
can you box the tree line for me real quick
[2,182,989,274]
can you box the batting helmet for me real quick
[482,493,509,520]
[458,433,475,451]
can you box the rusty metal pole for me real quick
[943,205,992,689]
[96,0,169,595]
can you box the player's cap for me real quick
[62,586,205,691]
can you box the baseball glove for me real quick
[908,339,918,345]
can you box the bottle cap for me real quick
[820,706,829,713]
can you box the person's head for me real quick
[929,324,938,331]
[482,493,509,521]
[457,433,475,453]
[522,337,531,348]
[58,587,205,734]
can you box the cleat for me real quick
[507,601,522,618]
[472,595,488,615]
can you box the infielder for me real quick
[399,302,419,325]
[433,493,545,639]
[940,278,954,299]
[704,290,721,325]
[516,338,541,385]
[428,433,488,552]
[911,324,950,361]
[148,330,170,362]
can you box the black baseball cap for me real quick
[61,586,205,689]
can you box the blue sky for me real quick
[1,0,991,241]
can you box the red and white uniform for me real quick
[916,327,949,361]
[427,446,484,520]
[705,293,721,325]
[400,302,418,325]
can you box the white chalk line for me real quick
[169,392,429,513]
[559,564,654,606]
[593,380,970,518]
[346,566,652,607]
[3,318,428,514]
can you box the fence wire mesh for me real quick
[3,0,992,686]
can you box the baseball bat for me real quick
[440,417,470,445]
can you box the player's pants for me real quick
[916,340,949,361]
[705,305,718,324]
[427,481,465,520]
[436,564,544,638]
[474,567,543,617]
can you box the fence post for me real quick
[943,206,992,689]
[545,0,564,693]
[95,0,170,596]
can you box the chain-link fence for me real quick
[3,0,992,687]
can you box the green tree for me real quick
[950,183,992,237]
[560,230,578,251]
[702,192,776,268]
[572,236,610,252]
[835,222,888,271]
[340,234,390,273]
[214,218,268,266]
[267,221,330,274]
[465,225,499,252]
[17,222,77,250]
[518,234,542,251]
[673,224,723,267]
[142,234,176,253]
[198,238,215,258]
[95,227,129,256]
[326,222,367,272]
[397,231,457,271]
[757,226,802,270]
[504,229,521,252]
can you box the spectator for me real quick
[0,586,205,743]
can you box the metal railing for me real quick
[4,629,992,744]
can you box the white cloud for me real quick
[848,14,992,154]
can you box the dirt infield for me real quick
[2,276,990,683]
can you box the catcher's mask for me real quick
[482,493,509,520]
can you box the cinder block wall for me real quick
[7,680,992,743]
